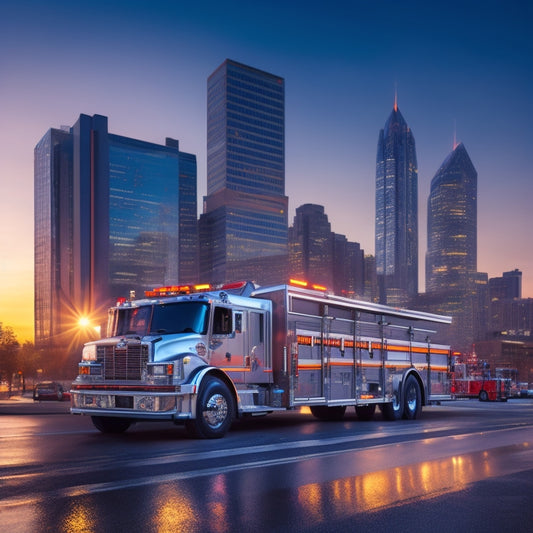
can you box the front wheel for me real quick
[479,389,489,402]
[91,416,132,434]
[186,376,234,439]
[403,375,422,420]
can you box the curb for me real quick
[0,397,71,415]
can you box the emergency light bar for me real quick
[138,279,327,300]
[144,284,212,298]
[289,279,328,291]
[143,281,255,298]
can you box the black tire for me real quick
[403,375,422,420]
[381,386,404,421]
[186,377,234,439]
[479,389,489,402]
[355,404,376,421]
[309,405,346,421]
[91,416,132,434]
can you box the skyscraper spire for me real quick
[394,83,398,111]
[375,99,418,305]
[453,119,458,150]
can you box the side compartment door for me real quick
[294,323,324,400]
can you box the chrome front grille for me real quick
[97,343,149,380]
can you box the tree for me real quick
[18,341,41,391]
[0,323,20,394]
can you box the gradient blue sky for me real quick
[1,0,532,341]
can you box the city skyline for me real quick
[1,1,532,342]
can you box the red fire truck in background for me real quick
[71,280,453,438]
[452,359,510,402]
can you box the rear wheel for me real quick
[355,404,376,421]
[310,405,346,421]
[91,416,132,434]
[479,389,489,402]
[403,375,422,419]
[186,376,234,439]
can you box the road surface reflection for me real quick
[2,435,532,532]
[297,442,530,524]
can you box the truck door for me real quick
[245,310,270,384]
[209,306,246,383]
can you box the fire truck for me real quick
[70,280,453,438]
[452,362,510,401]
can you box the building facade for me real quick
[426,142,477,293]
[375,99,418,305]
[424,142,486,352]
[34,114,198,361]
[475,339,533,385]
[200,59,288,285]
[333,236,364,299]
[34,127,73,348]
[489,269,522,301]
[363,255,378,303]
[289,204,334,289]
[288,203,365,298]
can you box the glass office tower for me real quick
[200,59,288,284]
[375,100,418,305]
[34,115,197,360]
[425,142,484,352]
[108,135,198,296]
[34,128,73,344]
[426,142,477,293]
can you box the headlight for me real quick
[148,363,174,376]
[82,345,97,361]
[79,363,102,376]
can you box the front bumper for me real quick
[70,383,196,420]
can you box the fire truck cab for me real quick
[71,281,453,438]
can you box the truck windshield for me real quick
[112,302,210,337]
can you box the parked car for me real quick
[33,381,71,402]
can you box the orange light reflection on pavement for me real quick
[297,444,531,524]
[61,500,97,533]
[151,485,198,533]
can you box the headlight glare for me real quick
[82,345,97,361]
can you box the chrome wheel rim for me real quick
[406,385,417,412]
[392,391,401,412]
[202,393,228,428]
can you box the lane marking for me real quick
[2,425,533,509]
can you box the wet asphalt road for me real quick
[1,397,533,532]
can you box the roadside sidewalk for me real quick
[0,393,71,415]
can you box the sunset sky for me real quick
[1,0,531,342]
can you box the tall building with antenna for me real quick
[425,141,488,352]
[426,142,477,293]
[375,94,418,305]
